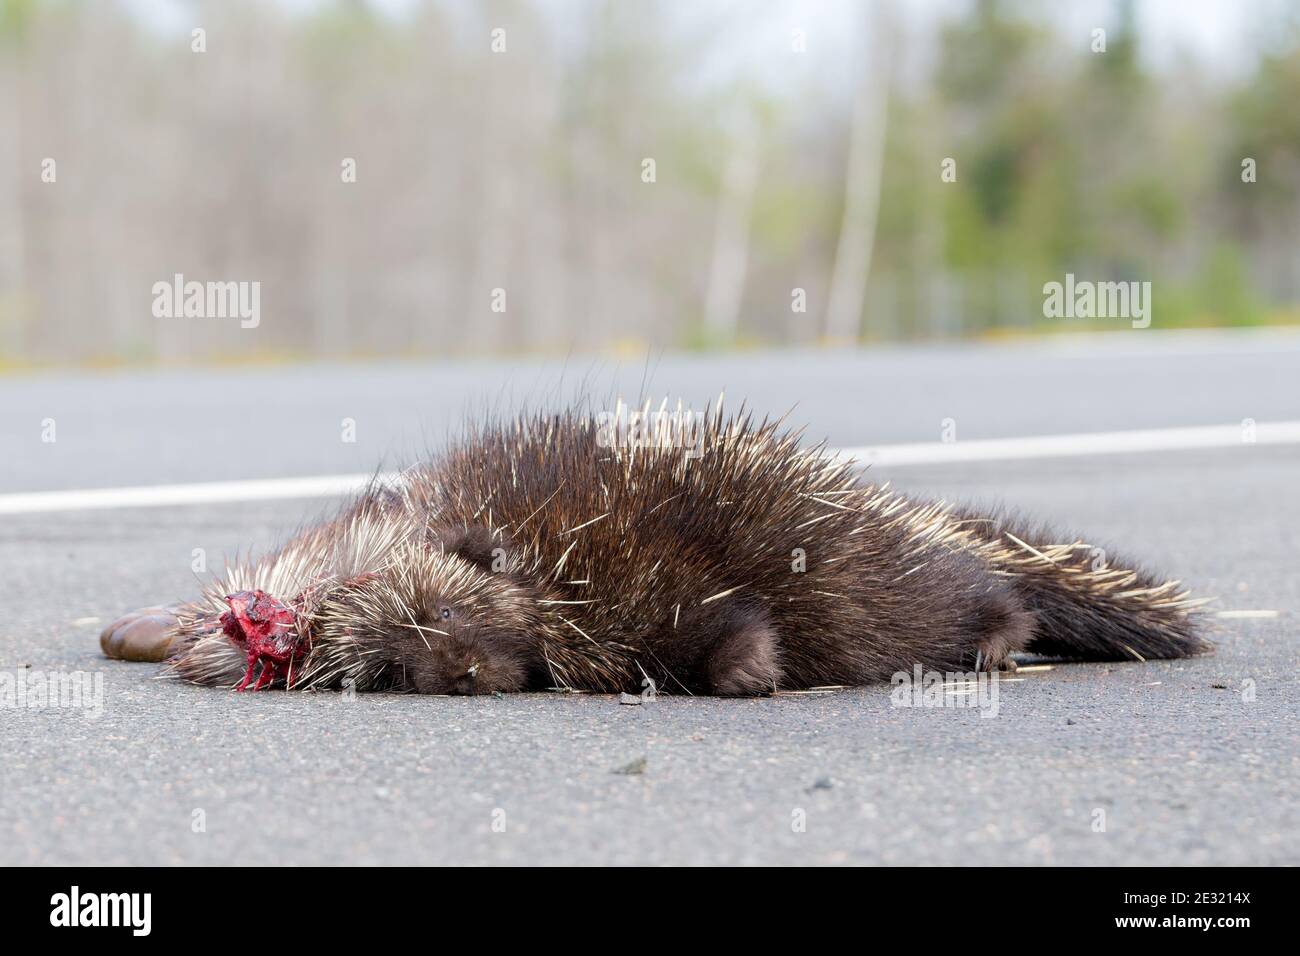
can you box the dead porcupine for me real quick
[99,402,1210,695]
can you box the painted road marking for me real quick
[3,421,1298,514]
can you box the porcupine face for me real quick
[396,550,542,696]
[406,601,531,695]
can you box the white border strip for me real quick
[3,421,1298,515]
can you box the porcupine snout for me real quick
[405,622,531,695]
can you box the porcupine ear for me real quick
[437,523,512,573]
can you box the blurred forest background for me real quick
[2,0,1300,367]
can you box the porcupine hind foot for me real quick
[966,588,1035,674]
[709,608,782,695]
[99,606,182,662]
[665,603,783,696]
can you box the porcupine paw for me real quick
[706,609,783,696]
[99,606,181,662]
[969,591,1034,673]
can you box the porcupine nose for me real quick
[452,664,480,695]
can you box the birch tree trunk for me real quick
[824,2,895,344]
[703,107,760,341]
[0,43,27,359]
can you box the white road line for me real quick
[3,420,1298,515]
[0,474,382,515]
[838,420,1300,467]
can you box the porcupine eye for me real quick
[439,605,453,621]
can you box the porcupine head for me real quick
[310,525,552,695]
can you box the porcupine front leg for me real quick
[660,602,783,695]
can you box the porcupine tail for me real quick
[955,508,1212,663]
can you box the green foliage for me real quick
[903,0,1295,336]
[0,0,37,46]
[1194,245,1263,326]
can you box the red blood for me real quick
[220,590,307,691]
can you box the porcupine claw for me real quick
[220,589,305,692]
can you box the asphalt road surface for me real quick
[2,330,1297,865]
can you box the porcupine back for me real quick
[406,402,901,690]
[406,403,1205,691]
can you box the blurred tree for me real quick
[0,0,1297,367]
[824,0,895,342]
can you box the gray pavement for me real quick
[1,332,1297,864]
[2,327,1298,493]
